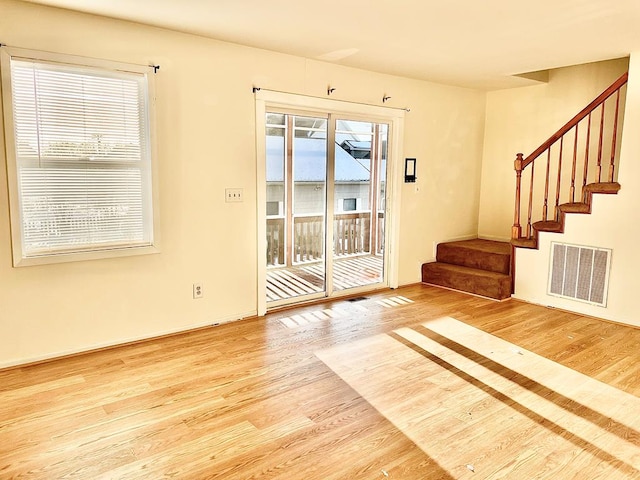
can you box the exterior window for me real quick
[266,201,280,216]
[343,198,357,211]
[1,47,159,266]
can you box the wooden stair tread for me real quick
[559,202,590,214]
[532,220,563,233]
[511,237,537,249]
[584,182,621,194]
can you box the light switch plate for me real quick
[225,188,243,202]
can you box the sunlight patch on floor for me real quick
[316,316,640,479]
[376,295,414,308]
[278,296,413,329]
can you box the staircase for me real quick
[421,239,512,300]
[511,72,627,249]
[421,73,628,302]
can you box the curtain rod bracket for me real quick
[253,87,261,93]
[150,65,160,73]
[327,87,336,95]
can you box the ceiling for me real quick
[22,0,640,89]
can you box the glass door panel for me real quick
[376,124,388,257]
[265,113,286,268]
[332,119,387,291]
[265,113,327,305]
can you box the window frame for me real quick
[0,47,161,267]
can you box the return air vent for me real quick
[548,242,611,307]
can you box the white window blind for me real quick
[1,48,158,265]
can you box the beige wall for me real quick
[478,58,629,241]
[497,56,639,326]
[0,0,486,366]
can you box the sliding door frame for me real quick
[255,91,405,316]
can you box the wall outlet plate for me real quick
[193,283,203,299]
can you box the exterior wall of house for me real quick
[294,184,327,215]
[478,58,629,241]
[266,183,373,216]
[501,56,640,327]
[0,0,486,366]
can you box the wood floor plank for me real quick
[1,284,639,479]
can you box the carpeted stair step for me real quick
[421,262,511,300]
[559,202,590,214]
[436,239,511,274]
[531,220,563,233]
[584,182,621,195]
[511,237,537,249]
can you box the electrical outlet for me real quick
[225,188,243,202]
[193,283,203,299]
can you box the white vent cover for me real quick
[548,242,611,307]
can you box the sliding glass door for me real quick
[264,111,389,308]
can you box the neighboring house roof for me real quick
[340,139,372,159]
[266,136,373,182]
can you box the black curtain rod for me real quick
[252,86,410,112]
[0,44,160,73]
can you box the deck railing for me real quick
[267,211,383,267]
[294,214,324,263]
[266,217,285,266]
[333,212,370,256]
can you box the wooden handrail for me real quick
[522,72,628,169]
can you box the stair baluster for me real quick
[609,89,621,182]
[543,148,551,221]
[582,112,591,201]
[570,124,579,203]
[554,137,564,221]
[526,161,534,238]
[512,153,523,240]
[597,102,605,182]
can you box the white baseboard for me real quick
[444,233,478,243]
[478,233,511,242]
[0,310,258,370]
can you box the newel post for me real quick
[512,153,524,240]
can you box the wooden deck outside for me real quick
[266,254,383,302]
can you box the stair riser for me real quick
[422,264,511,300]
[436,244,510,275]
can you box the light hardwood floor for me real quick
[1,285,639,479]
